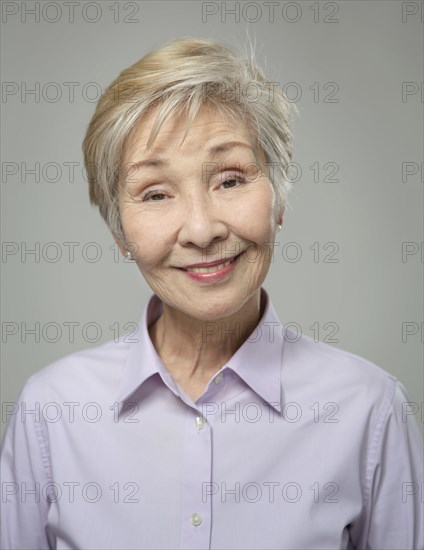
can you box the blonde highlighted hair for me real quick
[82,37,294,245]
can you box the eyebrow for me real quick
[127,141,254,171]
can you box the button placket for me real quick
[179,409,212,549]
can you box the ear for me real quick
[112,234,127,257]
[277,206,284,227]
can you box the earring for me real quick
[277,224,282,231]
[125,251,132,260]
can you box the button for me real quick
[195,416,205,430]
[214,373,223,384]
[191,512,202,526]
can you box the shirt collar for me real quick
[115,287,284,414]
[223,287,284,413]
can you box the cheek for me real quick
[120,212,166,270]
[237,186,276,240]
[137,238,169,272]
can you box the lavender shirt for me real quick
[1,287,423,549]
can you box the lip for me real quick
[178,251,244,283]
[181,252,241,269]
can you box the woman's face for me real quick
[118,104,282,321]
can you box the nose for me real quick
[177,190,229,251]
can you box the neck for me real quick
[149,288,265,383]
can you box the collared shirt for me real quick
[1,287,423,550]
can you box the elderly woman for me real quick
[1,38,423,550]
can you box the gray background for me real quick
[1,0,423,438]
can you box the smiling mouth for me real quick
[178,251,244,273]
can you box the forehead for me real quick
[123,104,256,161]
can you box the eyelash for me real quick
[141,173,247,202]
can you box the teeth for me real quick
[186,259,232,273]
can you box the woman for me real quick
[1,38,422,550]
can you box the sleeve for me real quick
[0,379,55,550]
[364,380,424,550]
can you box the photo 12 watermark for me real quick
[201,1,340,24]
[1,320,140,344]
[2,400,141,425]
[401,2,424,23]
[1,480,140,504]
[401,82,423,103]
[200,320,341,344]
[401,322,424,343]
[199,400,340,424]
[201,480,340,504]
[402,162,423,183]
[1,1,141,24]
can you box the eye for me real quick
[141,189,167,202]
[220,174,246,189]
